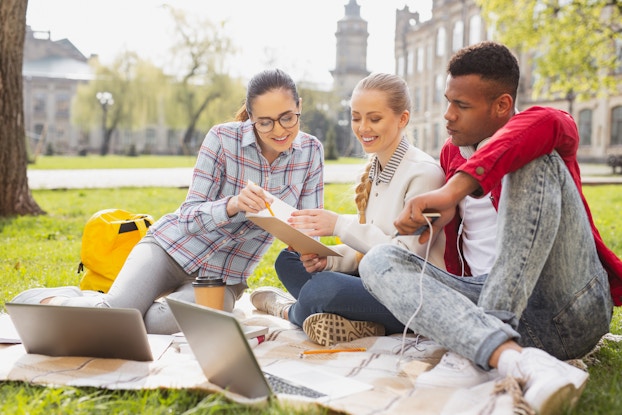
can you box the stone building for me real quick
[395,0,622,161]
[22,26,177,156]
[22,26,93,155]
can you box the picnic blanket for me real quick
[1,293,591,415]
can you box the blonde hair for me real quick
[352,73,411,263]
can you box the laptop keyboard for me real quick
[263,372,327,399]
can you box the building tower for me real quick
[331,0,370,101]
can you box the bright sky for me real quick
[26,0,431,87]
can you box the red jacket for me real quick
[440,106,622,306]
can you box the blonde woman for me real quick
[251,73,446,346]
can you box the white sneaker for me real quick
[250,286,295,319]
[505,347,588,415]
[415,351,500,389]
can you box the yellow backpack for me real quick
[77,209,154,293]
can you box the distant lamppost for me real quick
[96,91,114,155]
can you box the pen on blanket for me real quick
[299,348,367,357]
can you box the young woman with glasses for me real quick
[12,68,325,335]
[250,72,447,346]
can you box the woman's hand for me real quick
[226,181,273,217]
[300,253,327,273]
[287,209,338,237]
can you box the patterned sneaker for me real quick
[250,286,295,319]
[302,313,385,346]
[502,347,589,415]
[415,351,500,389]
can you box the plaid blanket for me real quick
[0,294,560,415]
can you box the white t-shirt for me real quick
[458,195,497,276]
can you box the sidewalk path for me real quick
[27,164,369,190]
[27,163,621,190]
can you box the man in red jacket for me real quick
[360,41,620,415]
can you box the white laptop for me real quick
[166,297,373,401]
[5,302,171,362]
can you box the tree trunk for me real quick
[181,91,218,155]
[0,0,45,216]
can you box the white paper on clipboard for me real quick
[246,187,342,257]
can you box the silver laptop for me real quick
[5,302,158,361]
[166,297,372,401]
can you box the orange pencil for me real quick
[300,347,367,356]
[264,201,275,216]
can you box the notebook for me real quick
[5,302,171,362]
[166,297,373,401]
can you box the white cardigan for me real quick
[326,145,446,273]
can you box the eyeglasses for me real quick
[252,112,301,133]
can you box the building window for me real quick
[55,92,70,119]
[578,109,592,146]
[34,93,46,115]
[434,74,444,104]
[436,27,446,57]
[407,51,414,75]
[615,39,622,75]
[612,106,622,146]
[433,122,440,149]
[452,21,464,52]
[413,86,421,113]
[469,15,482,45]
[427,44,434,69]
[417,47,424,72]
[397,54,405,77]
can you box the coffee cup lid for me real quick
[192,277,225,287]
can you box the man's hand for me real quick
[395,172,480,243]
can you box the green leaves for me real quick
[477,0,622,101]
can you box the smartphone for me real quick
[412,212,441,235]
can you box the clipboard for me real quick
[246,191,342,257]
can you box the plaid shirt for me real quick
[150,120,324,284]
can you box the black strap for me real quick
[118,218,152,234]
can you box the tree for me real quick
[324,125,340,161]
[477,0,622,102]
[0,0,45,216]
[163,6,243,155]
[73,53,168,155]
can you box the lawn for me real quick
[27,155,368,170]
[1,183,621,414]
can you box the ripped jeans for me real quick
[359,153,612,370]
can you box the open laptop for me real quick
[5,302,171,362]
[166,297,373,401]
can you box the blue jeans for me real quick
[360,153,613,370]
[275,249,406,334]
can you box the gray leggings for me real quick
[64,235,247,334]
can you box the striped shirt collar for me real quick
[368,137,410,184]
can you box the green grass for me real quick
[27,155,367,170]
[1,184,621,414]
